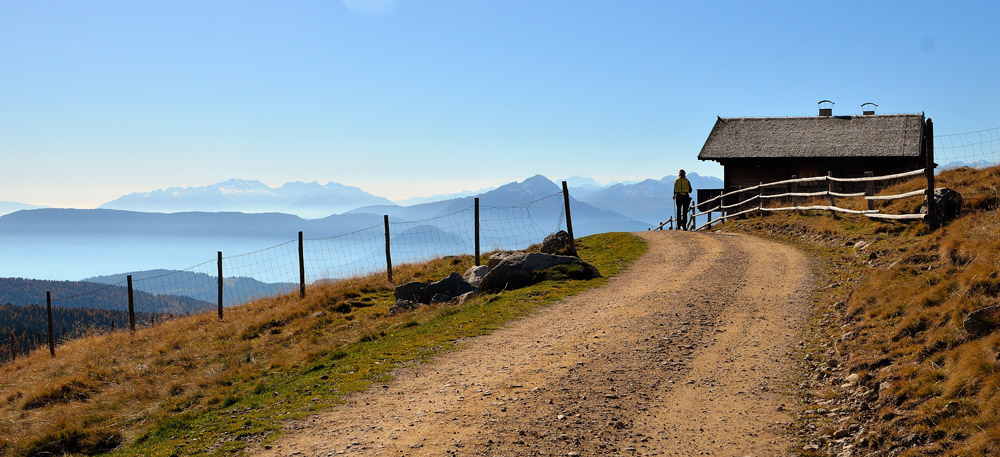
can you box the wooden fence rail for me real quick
[691,167,933,231]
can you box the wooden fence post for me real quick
[298,231,305,299]
[127,275,136,333]
[384,215,393,283]
[46,292,54,357]
[474,198,480,266]
[827,171,836,217]
[924,118,937,230]
[758,182,763,216]
[790,175,797,208]
[689,201,696,230]
[864,171,875,211]
[217,252,224,321]
[561,181,575,243]
[827,171,835,206]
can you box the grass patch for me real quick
[0,232,645,457]
[22,377,98,410]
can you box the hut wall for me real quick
[722,156,925,196]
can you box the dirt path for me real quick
[256,231,814,456]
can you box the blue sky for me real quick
[2,0,999,207]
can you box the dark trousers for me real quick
[675,193,691,230]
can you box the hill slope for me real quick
[0,233,646,457]
[0,278,213,314]
[724,165,1000,457]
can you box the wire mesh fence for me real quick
[1,192,568,362]
[936,127,1000,169]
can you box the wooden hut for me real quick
[697,106,932,194]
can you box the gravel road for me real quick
[255,231,814,456]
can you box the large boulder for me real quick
[540,230,577,257]
[921,187,963,227]
[479,251,600,292]
[463,265,488,287]
[392,272,476,312]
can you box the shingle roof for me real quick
[698,113,925,160]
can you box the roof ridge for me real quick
[717,113,924,121]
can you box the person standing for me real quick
[673,169,692,230]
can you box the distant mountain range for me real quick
[581,173,723,225]
[0,201,45,217]
[90,174,727,224]
[0,208,385,238]
[99,179,394,218]
[940,159,997,170]
[348,175,650,236]
[0,175,708,243]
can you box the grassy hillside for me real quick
[723,165,1000,456]
[0,232,646,457]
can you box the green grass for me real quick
[108,232,647,456]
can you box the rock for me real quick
[963,305,1000,337]
[921,187,963,226]
[391,272,476,313]
[479,251,600,292]
[845,373,860,384]
[540,230,577,257]
[455,291,476,305]
[463,265,488,287]
[943,401,960,414]
[486,251,519,271]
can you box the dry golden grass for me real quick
[0,256,463,456]
[729,165,1000,456]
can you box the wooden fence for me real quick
[686,167,936,231]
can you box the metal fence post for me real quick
[298,231,305,299]
[217,252,224,321]
[474,198,480,266]
[384,215,393,283]
[127,275,136,333]
[46,292,54,357]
